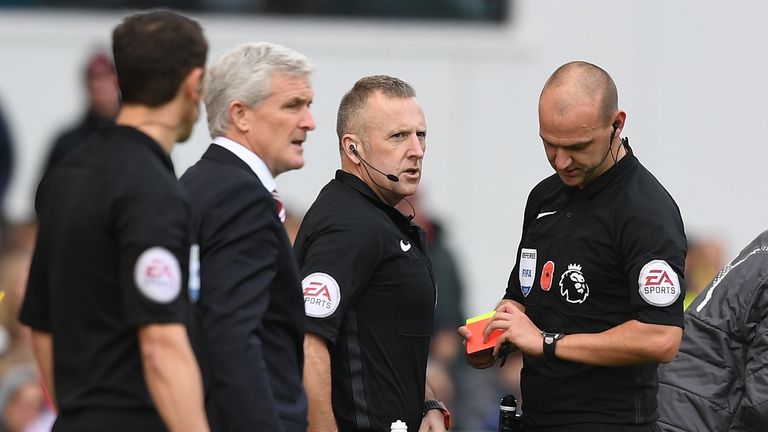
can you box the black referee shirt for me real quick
[294,170,436,432]
[20,125,189,431]
[504,142,686,428]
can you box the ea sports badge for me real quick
[134,247,182,304]
[302,272,341,318]
[638,260,680,307]
[519,248,537,297]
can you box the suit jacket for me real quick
[180,144,307,432]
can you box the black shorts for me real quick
[53,408,166,432]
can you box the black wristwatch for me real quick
[423,399,451,430]
[542,331,565,360]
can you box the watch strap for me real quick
[423,399,451,430]
[542,331,564,360]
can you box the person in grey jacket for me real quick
[657,230,768,431]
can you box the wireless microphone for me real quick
[498,394,522,431]
[348,144,400,182]
[348,143,417,221]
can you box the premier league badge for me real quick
[559,263,589,304]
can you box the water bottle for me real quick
[390,419,407,431]
[498,394,521,431]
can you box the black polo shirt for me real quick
[20,125,189,431]
[504,142,686,429]
[294,170,436,432]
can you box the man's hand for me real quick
[484,302,543,357]
[418,409,447,432]
[457,325,496,369]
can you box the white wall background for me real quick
[0,1,765,314]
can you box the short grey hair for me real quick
[336,75,416,148]
[204,42,315,138]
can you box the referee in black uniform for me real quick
[19,11,209,432]
[461,61,686,431]
[297,76,449,431]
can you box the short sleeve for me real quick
[297,220,383,344]
[618,193,686,327]
[504,185,543,304]
[19,177,54,331]
[113,175,190,327]
[20,239,51,331]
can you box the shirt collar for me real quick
[335,169,382,203]
[564,138,638,197]
[116,125,175,173]
[334,170,424,241]
[213,136,277,192]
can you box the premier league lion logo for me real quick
[559,263,589,304]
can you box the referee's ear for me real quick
[341,134,361,165]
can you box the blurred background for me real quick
[0,0,755,430]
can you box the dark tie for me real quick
[272,189,286,223]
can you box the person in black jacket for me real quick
[42,50,119,175]
[180,42,316,432]
[658,231,768,431]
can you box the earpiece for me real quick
[585,121,621,176]
[348,143,357,153]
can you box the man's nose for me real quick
[301,108,316,131]
[408,136,425,158]
[554,149,571,170]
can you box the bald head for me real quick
[540,61,618,124]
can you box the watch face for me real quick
[544,335,554,344]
